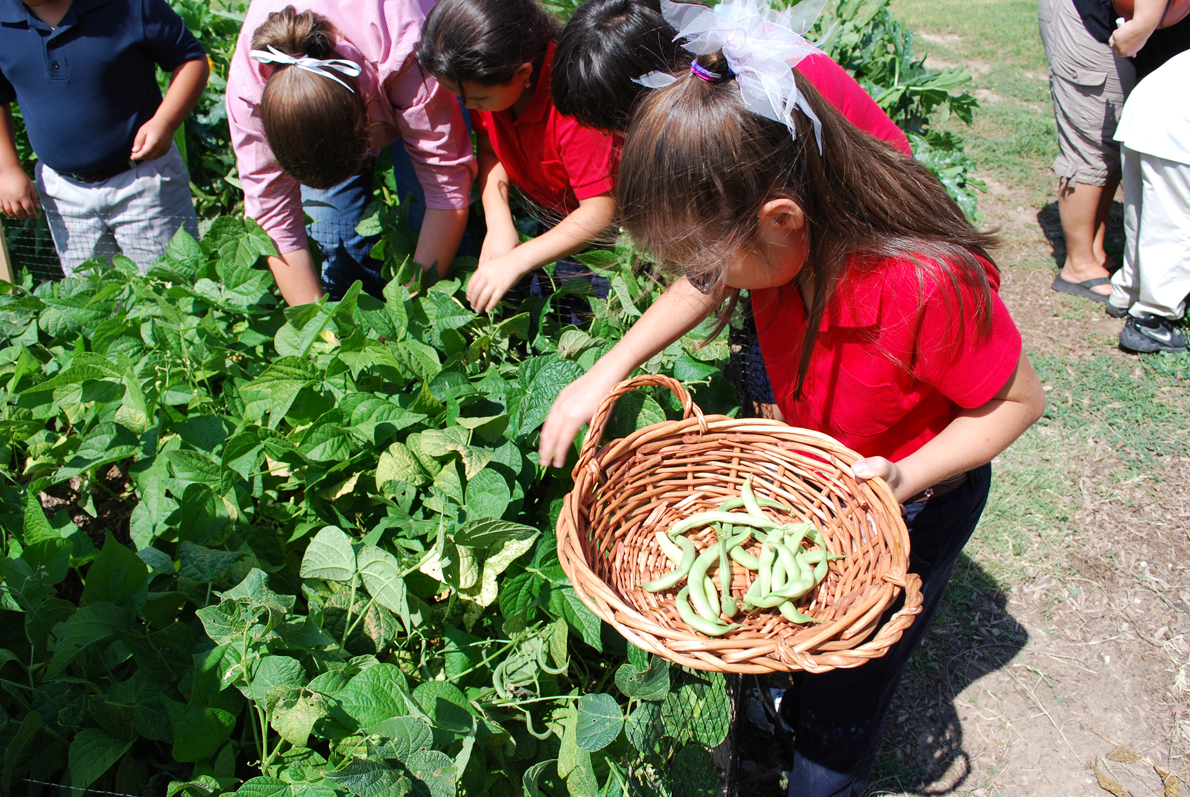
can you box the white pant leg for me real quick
[1109,146,1143,311]
[1130,152,1190,320]
[35,162,121,277]
[106,145,199,273]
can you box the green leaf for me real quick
[196,600,251,645]
[357,544,411,633]
[523,760,561,797]
[546,584,603,652]
[465,470,510,520]
[179,542,243,583]
[22,491,55,545]
[407,749,455,797]
[224,568,295,614]
[517,358,585,436]
[249,655,306,706]
[271,690,328,748]
[79,532,148,607]
[47,602,131,676]
[660,674,730,747]
[54,422,140,483]
[165,699,237,763]
[299,526,357,582]
[615,659,669,702]
[575,693,622,752]
[168,450,222,484]
[326,757,411,797]
[68,729,132,791]
[412,682,473,734]
[669,744,718,797]
[234,778,293,797]
[377,442,431,491]
[366,716,433,755]
[336,664,412,729]
[624,702,661,754]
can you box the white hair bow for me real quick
[250,45,362,93]
[635,0,830,151]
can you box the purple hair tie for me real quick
[690,61,725,82]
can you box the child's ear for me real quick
[513,62,534,86]
[758,198,805,232]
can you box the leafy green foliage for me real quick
[0,210,736,795]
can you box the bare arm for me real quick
[465,193,617,313]
[0,104,39,220]
[853,352,1047,503]
[415,207,469,280]
[266,248,325,305]
[476,141,519,265]
[132,57,211,161]
[538,277,720,467]
[1110,0,1165,57]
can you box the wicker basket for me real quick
[557,374,923,674]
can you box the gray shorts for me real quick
[1038,0,1136,186]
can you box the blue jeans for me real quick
[302,120,470,300]
[784,463,993,797]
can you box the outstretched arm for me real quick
[465,193,617,313]
[852,352,1046,503]
[132,56,211,161]
[538,277,720,468]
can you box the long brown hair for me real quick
[252,7,369,189]
[618,51,1001,394]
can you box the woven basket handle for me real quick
[573,374,707,480]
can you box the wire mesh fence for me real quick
[0,211,222,286]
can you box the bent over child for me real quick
[539,2,1046,794]
[0,0,208,275]
[417,0,621,314]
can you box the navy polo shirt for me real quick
[0,0,205,174]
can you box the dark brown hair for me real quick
[252,7,369,190]
[618,51,1001,394]
[416,0,559,101]
[552,0,688,132]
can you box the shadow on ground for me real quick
[729,554,1026,796]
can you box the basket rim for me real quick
[556,375,918,674]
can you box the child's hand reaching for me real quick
[130,118,175,162]
[0,165,40,220]
[850,457,911,503]
[466,251,531,313]
[479,223,520,265]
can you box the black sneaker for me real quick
[1105,302,1129,318]
[1119,314,1188,353]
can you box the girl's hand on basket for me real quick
[851,457,911,503]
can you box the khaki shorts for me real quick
[1038,0,1136,186]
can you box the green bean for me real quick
[687,542,724,622]
[654,531,683,564]
[717,533,734,616]
[778,524,809,551]
[770,550,787,592]
[704,575,720,618]
[778,601,822,624]
[758,543,776,596]
[799,549,831,583]
[715,496,792,514]
[675,586,733,636]
[640,535,697,593]
[741,475,766,518]
[668,511,780,538]
[729,545,761,570]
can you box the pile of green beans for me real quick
[641,477,842,636]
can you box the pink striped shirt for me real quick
[227,0,476,254]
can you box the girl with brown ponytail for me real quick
[227,1,477,305]
[539,2,1046,793]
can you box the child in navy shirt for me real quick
[0,0,209,275]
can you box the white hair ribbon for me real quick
[250,46,362,93]
[633,0,831,151]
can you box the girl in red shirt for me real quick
[539,3,1046,793]
[417,0,620,313]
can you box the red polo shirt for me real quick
[472,44,621,215]
[796,53,911,156]
[752,253,1022,461]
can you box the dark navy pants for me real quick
[784,463,993,797]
